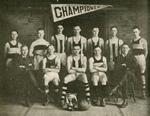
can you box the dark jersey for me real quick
[92,40,100,50]
[7,42,20,58]
[73,39,81,48]
[93,56,103,63]
[131,38,144,55]
[72,58,82,68]
[46,56,56,68]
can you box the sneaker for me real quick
[49,96,55,103]
[67,102,74,111]
[87,99,91,105]
[95,97,101,106]
[43,99,49,106]
[141,94,146,100]
[120,99,128,108]
[43,95,49,106]
[67,105,73,111]
[61,100,67,109]
[141,91,146,100]
[25,98,32,107]
[91,98,97,105]
[100,98,106,107]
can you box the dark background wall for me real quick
[0,8,54,46]
[0,0,149,93]
[106,8,148,43]
[0,6,148,47]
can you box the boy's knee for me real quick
[64,75,71,84]
[80,74,88,83]
[92,81,98,86]
[101,81,107,85]
[53,79,59,87]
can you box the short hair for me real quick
[93,27,99,32]
[21,45,28,50]
[132,26,140,30]
[37,28,44,32]
[47,44,55,50]
[74,26,81,29]
[73,45,81,49]
[11,30,18,34]
[110,26,118,30]
[94,46,101,50]
[121,43,129,48]
[57,25,64,28]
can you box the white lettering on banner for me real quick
[51,4,112,22]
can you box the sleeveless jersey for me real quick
[131,38,144,55]
[72,57,82,68]
[73,38,81,48]
[7,41,20,58]
[93,56,103,63]
[108,39,120,61]
[92,39,100,50]
[54,35,66,53]
[46,56,56,68]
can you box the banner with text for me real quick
[51,4,112,22]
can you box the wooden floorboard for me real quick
[0,97,149,116]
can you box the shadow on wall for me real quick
[0,8,54,94]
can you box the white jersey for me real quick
[105,38,123,62]
[29,38,49,70]
[51,34,67,53]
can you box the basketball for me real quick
[78,99,90,111]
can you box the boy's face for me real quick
[47,45,55,55]
[73,26,81,35]
[57,25,64,34]
[121,44,129,55]
[11,31,18,40]
[111,27,118,36]
[133,28,140,37]
[92,28,99,36]
[73,46,81,55]
[94,47,102,55]
[21,46,28,57]
[38,30,45,38]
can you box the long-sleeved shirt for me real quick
[14,55,34,77]
[15,55,34,70]
[114,53,137,73]
[29,39,49,70]
[29,39,49,57]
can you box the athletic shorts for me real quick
[43,72,60,84]
[134,54,146,73]
[91,72,107,85]
[56,53,66,66]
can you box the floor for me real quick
[0,96,149,116]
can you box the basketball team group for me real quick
[4,25,148,111]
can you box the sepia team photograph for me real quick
[0,0,149,116]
